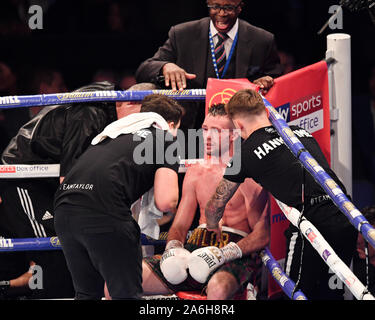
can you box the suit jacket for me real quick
[136,17,282,88]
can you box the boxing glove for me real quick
[160,240,191,285]
[187,242,242,283]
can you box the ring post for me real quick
[326,33,352,196]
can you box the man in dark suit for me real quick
[136,0,282,130]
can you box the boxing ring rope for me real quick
[259,247,307,300]
[0,234,307,300]
[0,234,166,252]
[276,199,374,300]
[0,89,206,110]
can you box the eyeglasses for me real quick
[207,3,242,14]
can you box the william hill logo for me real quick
[0,166,16,173]
[208,88,237,107]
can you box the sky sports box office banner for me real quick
[205,61,330,298]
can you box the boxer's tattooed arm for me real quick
[205,178,240,228]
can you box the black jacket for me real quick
[1,81,117,177]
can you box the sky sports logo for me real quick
[276,93,324,134]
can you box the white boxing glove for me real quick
[187,242,242,283]
[160,240,191,285]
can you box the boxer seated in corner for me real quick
[140,103,270,300]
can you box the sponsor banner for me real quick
[0,162,218,177]
[266,60,330,163]
[0,164,60,178]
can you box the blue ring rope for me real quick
[0,236,307,300]
[0,89,206,109]
[0,234,166,252]
[261,247,307,300]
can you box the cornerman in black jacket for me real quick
[0,81,156,299]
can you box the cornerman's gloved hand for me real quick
[187,242,242,283]
[160,240,191,285]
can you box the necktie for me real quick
[214,32,228,77]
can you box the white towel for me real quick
[91,112,170,145]
[130,191,162,258]
[136,187,163,240]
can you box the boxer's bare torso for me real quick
[187,161,267,234]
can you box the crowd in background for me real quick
[0,0,373,89]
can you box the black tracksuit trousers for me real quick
[54,204,143,300]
